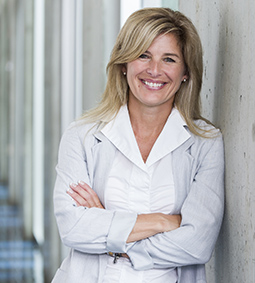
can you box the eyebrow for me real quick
[144,50,181,59]
[164,53,181,58]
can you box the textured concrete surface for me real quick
[179,1,255,282]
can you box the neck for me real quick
[128,101,173,138]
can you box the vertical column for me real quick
[33,0,45,244]
[82,0,105,111]
[82,0,121,111]
[7,0,18,204]
[23,0,34,239]
[61,0,76,131]
[103,0,121,84]
[0,1,9,183]
[61,0,85,130]
[15,0,25,212]
[44,0,62,279]
[75,0,83,117]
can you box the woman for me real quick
[52,7,224,283]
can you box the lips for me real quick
[141,79,166,89]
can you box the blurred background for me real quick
[0,0,255,282]
[0,0,178,282]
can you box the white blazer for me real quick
[52,118,225,283]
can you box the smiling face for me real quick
[126,33,188,112]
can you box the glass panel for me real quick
[162,0,179,10]
[142,0,179,10]
[33,0,45,245]
[120,0,142,26]
[142,0,162,7]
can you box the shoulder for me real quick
[60,120,99,151]
[63,119,99,138]
[184,119,224,157]
[194,119,222,138]
[65,119,96,135]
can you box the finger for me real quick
[69,182,104,209]
[66,188,89,207]
[69,183,94,206]
[78,181,98,197]
[78,181,104,208]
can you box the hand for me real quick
[160,214,182,232]
[127,213,182,243]
[67,181,104,209]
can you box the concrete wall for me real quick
[179,1,255,282]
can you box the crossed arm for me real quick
[67,181,182,243]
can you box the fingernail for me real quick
[67,188,74,194]
[70,182,77,188]
[78,180,85,185]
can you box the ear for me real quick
[182,74,189,82]
[182,67,189,82]
[122,65,127,74]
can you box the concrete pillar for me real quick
[179,1,255,282]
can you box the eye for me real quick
[139,53,150,59]
[164,57,176,63]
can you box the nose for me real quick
[146,60,162,77]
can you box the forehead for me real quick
[147,33,182,54]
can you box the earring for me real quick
[123,72,126,76]
[183,78,187,82]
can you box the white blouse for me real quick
[101,105,190,283]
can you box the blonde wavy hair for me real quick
[81,7,213,136]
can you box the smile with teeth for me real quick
[142,79,165,89]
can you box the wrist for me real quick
[157,213,169,233]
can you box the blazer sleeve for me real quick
[53,122,137,254]
[127,133,225,270]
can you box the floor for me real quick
[0,184,43,283]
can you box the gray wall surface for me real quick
[179,1,255,282]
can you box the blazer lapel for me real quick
[91,128,195,209]
[91,131,116,206]
[172,136,195,212]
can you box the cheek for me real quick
[127,69,141,88]
[170,69,186,83]
[126,60,144,76]
[126,75,139,95]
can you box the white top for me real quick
[101,105,190,283]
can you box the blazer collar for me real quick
[93,117,195,153]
